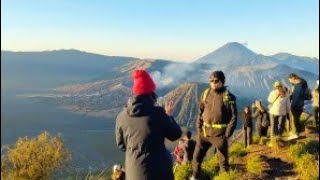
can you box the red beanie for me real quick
[132,69,156,95]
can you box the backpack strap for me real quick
[201,88,210,104]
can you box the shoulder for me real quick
[224,89,236,100]
[116,109,128,122]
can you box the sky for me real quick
[1,0,319,62]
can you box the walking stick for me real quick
[230,131,244,145]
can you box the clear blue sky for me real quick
[1,0,319,62]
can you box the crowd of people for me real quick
[113,69,319,180]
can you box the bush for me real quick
[304,140,319,155]
[1,131,71,180]
[213,169,239,180]
[246,155,264,175]
[174,163,193,180]
[295,153,319,180]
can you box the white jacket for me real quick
[268,90,291,116]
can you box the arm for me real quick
[196,92,206,133]
[225,95,237,138]
[158,108,182,141]
[251,108,259,119]
[115,116,126,151]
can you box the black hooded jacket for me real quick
[115,95,182,180]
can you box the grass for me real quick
[294,153,319,180]
[174,163,193,180]
[252,134,260,144]
[246,155,264,175]
[286,139,319,180]
[213,169,240,180]
[202,154,220,178]
[229,143,247,164]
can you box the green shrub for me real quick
[229,143,247,158]
[174,163,193,180]
[213,169,239,180]
[1,131,71,180]
[287,140,319,161]
[295,153,319,180]
[202,155,219,178]
[246,155,264,175]
[304,140,319,155]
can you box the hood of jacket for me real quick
[126,95,155,117]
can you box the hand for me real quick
[165,100,174,116]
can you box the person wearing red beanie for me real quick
[115,69,182,180]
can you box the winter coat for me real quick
[290,82,305,111]
[197,87,237,138]
[115,95,182,180]
[241,112,252,128]
[252,108,269,128]
[268,90,291,116]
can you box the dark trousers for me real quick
[270,115,286,137]
[243,126,252,148]
[192,134,229,178]
[290,109,303,135]
[313,107,319,127]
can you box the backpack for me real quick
[261,112,270,127]
[304,87,312,101]
[201,88,235,107]
[301,78,312,100]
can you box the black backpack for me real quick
[301,78,312,100]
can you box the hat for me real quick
[273,81,282,88]
[209,71,225,84]
[132,69,156,95]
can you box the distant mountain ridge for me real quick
[2,43,319,130]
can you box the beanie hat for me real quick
[132,69,156,95]
[209,71,226,84]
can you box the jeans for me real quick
[290,109,303,135]
[270,115,286,137]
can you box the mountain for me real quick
[272,53,319,74]
[195,42,276,65]
[1,50,136,90]
[3,45,319,129]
